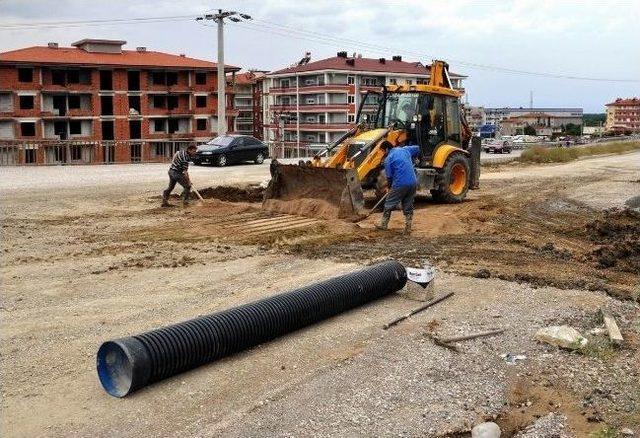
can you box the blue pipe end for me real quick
[97,338,150,397]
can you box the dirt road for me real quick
[1,152,639,437]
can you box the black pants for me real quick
[383,185,416,216]
[163,170,191,203]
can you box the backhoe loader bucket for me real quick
[263,162,366,220]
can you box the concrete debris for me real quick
[501,353,527,364]
[514,412,570,438]
[600,310,624,345]
[471,421,501,438]
[620,428,635,436]
[587,326,607,335]
[534,325,588,350]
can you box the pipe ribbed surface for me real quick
[97,260,407,397]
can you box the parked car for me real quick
[483,140,512,154]
[193,135,269,166]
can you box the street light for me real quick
[196,10,252,136]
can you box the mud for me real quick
[587,208,640,271]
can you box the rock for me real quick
[471,421,501,438]
[534,325,588,350]
[475,268,491,279]
[621,428,635,436]
[514,413,570,438]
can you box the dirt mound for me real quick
[196,185,264,203]
[586,208,640,271]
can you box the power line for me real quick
[231,18,640,83]
[0,15,197,30]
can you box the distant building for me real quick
[605,98,640,133]
[0,39,239,165]
[463,105,486,131]
[583,126,605,136]
[264,52,467,156]
[229,70,267,139]
[499,111,583,136]
[484,107,583,132]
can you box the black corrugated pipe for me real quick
[97,260,407,397]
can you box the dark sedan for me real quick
[193,135,269,166]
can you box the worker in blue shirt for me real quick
[376,144,420,234]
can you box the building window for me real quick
[166,72,178,86]
[19,95,34,110]
[389,79,397,85]
[195,72,207,85]
[68,95,81,109]
[154,119,165,132]
[18,68,33,83]
[348,114,355,123]
[348,95,355,104]
[280,79,290,88]
[128,95,141,113]
[405,79,413,85]
[152,72,166,85]
[196,118,207,131]
[153,95,166,108]
[52,70,66,86]
[167,95,179,110]
[70,145,83,160]
[168,119,179,133]
[347,76,355,85]
[195,95,207,108]
[69,120,82,135]
[25,148,37,163]
[67,70,80,84]
[20,122,36,136]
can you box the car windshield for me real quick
[382,92,419,126]
[206,136,234,147]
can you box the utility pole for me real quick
[196,10,252,136]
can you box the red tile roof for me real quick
[606,97,640,106]
[268,55,465,78]
[0,45,240,71]
[231,71,267,85]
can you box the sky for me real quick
[1,0,639,112]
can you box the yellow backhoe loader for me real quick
[263,60,480,220]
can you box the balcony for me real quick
[271,103,348,112]
[270,83,350,94]
[282,121,352,131]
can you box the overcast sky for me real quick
[1,0,638,112]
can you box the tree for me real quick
[563,123,582,136]
[523,125,537,136]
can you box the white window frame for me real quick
[347,75,355,85]
[347,95,355,104]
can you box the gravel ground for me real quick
[1,152,639,437]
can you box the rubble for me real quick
[471,421,501,438]
[534,325,588,350]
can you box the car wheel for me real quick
[217,154,227,167]
[255,153,265,164]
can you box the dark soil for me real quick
[196,185,265,203]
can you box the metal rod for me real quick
[383,291,454,330]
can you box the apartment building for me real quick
[229,70,267,139]
[0,39,239,165]
[605,98,640,133]
[264,52,466,156]
[499,111,584,136]
[484,107,583,129]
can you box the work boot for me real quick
[375,211,391,230]
[161,197,172,208]
[403,212,413,235]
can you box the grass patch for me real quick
[518,141,640,163]
[590,425,619,438]
[579,336,618,361]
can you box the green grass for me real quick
[590,425,619,438]
[518,141,640,163]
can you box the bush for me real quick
[518,141,640,163]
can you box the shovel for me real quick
[355,192,388,226]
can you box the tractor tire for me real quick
[431,152,470,203]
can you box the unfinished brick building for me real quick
[0,39,239,165]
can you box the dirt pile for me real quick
[587,208,640,271]
[196,185,264,203]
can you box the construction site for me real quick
[1,141,639,436]
[2,2,640,437]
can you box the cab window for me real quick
[445,97,461,143]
